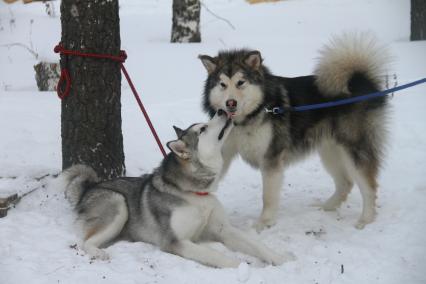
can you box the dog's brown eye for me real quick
[237,80,245,87]
[220,82,227,89]
[200,126,207,134]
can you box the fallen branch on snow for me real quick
[0,173,57,218]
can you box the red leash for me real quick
[54,44,167,157]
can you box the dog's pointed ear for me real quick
[173,126,184,138]
[198,55,217,74]
[167,140,190,160]
[244,51,262,70]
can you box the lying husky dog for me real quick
[60,110,293,267]
[199,34,389,231]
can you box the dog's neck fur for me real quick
[233,107,268,127]
[151,154,219,195]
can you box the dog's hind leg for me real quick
[351,164,379,229]
[341,146,380,229]
[81,193,128,260]
[318,142,354,210]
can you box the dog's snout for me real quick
[226,99,237,108]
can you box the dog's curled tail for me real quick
[314,32,390,96]
[60,164,99,207]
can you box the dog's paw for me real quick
[310,199,340,211]
[355,222,366,230]
[220,258,241,269]
[253,218,276,233]
[265,251,296,266]
[355,213,375,229]
[281,251,296,262]
[321,204,339,211]
[85,247,110,261]
[355,219,372,230]
[268,254,285,266]
[91,250,110,261]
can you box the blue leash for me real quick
[265,77,426,114]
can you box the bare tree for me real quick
[59,0,125,179]
[171,0,201,43]
[411,0,426,41]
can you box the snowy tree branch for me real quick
[200,1,236,30]
[0,42,39,59]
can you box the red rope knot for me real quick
[54,44,71,99]
[118,50,127,63]
[53,44,64,54]
[54,43,128,99]
[53,42,167,158]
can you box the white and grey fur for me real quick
[199,33,390,231]
[61,111,294,267]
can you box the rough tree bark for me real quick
[411,0,426,41]
[60,0,125,179]
[171,0,201,43]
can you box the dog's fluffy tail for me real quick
[59,164,99,207]
[314,32,390,96]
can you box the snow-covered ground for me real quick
[1,0,426,283]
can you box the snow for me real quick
[1,0,426,283]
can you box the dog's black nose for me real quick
[217,109,225,116]
[226,99,237,108]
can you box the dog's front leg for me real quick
[254,165,285,232]
[219,225,294,266]
[169,206,240,268]
[206,201,294,266]
[219,135,238,180]
[170,240,240,268]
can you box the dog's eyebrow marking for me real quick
[190,124,206,133]
[219,74,231,83]
[230,72,245,83]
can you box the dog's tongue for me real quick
[227,111,235,119]
[218,118,232,140]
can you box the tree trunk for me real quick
[171,0,201,43]
[34,62,60,91]
[60,0,125,179]
[411,0,426,41]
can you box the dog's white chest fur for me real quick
[171,194,219,240]
[229,122,272,168]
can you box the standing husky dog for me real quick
[199,34,389,231]
[60,110,293,268]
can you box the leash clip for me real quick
[265,107,284,115]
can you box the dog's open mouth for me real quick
[218,118,232,140]
[225,109,236,118]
